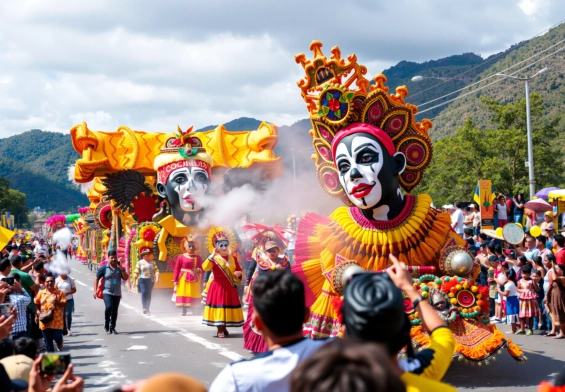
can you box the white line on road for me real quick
[74,279,88,287]
[72,266,244,365]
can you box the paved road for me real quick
[60,259,564,391]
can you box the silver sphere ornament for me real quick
[450,251,474,277]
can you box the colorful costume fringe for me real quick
[202,254,244,327]
[292,194,465,338]
[411,322,526,364]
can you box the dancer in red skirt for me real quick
[241,222,290,353]
[202,227,244,338]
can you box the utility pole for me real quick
[496,67,548,200]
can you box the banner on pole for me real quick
[474,180,495,230]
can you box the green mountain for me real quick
[0,130,87,212]
[428,23,565,139]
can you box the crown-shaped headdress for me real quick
[154,126,213,184]
[296,41,433,203]
[206,226,237,254]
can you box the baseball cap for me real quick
[0,355,33,383]
[545,211,554,217]
[444,204,455,209]
[140,248,152,256]
[546,222,555,231]
[0,362,28,392]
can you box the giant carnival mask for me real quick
[333,125,407,219]
[154,128,214,226]
[295,41,433,221]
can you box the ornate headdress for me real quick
[153,126,214,185]
[206,226,237,254]
[295,41,434,203]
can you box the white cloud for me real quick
[0,1,563,138]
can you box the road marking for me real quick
[121,302,135,310]
[74,279,88,287]
[72,265,245,363]
[126,345,148,351]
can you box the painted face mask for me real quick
[335,135,385,210]
[167,166,210,212]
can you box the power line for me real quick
[417,44,565,115]
[418,36,565,109]
[410,18,565,99]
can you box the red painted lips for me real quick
[350,183,375,199]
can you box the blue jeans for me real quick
[103,294,121,330]
[64,299,74,330]
[514,214,524,226]
[42,329,63,352]
[138,279,154,311]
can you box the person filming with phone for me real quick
[93,250,129,335]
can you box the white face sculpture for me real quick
[335,135,385,210]
[167,167,210,212]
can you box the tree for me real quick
[0,176,30,228]
[415,94,565,206]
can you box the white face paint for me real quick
[335,135,384,210]
[169,167,209,212]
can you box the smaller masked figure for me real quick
[202,227,244,338]
[241,223,290,353]
[430,289,457,324]
[173,235,203,316]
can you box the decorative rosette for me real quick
[134,223,160,250]
[295,41,434,198]
[94,201,113,230]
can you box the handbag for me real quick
[96,278,104,299]
[39,309,54,324]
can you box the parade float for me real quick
[291,41,525,364]
[69,122,283,289]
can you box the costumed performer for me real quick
[202,227,244,338]
[133,247,159,316]
[292,41,466,338]
[173,235,203,316]
[242,223,290,353]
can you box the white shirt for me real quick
[497,203,508,219]
[451,209,464,235]
[56,276,76,300]
[34,244,48,257]
[473,211,481,227]
[210,338,326,392]
[504,281,518,297]
[284,231,296,251]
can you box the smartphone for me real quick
[40,353,71,375]
[0,277,14,286]
[0,303,11,318]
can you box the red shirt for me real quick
[556,248,565,266]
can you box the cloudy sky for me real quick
[0,0,563,138]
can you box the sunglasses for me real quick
[266,248,279,253]
[45,280,55,284]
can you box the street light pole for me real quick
[496,67,548,200]
[524,79,535,201]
